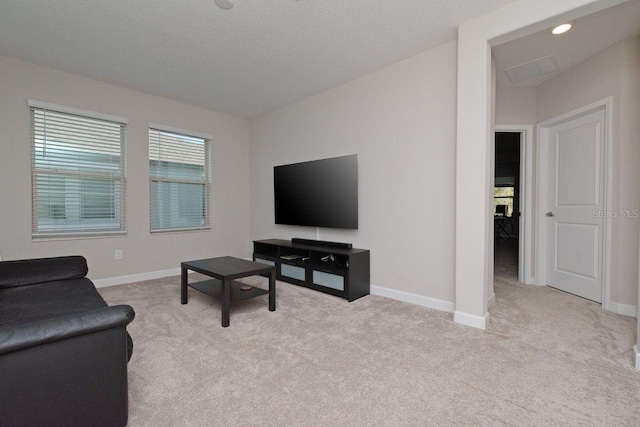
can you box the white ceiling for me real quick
[2,1,638,118]
[0,0,518,118]
[493,0,640,87]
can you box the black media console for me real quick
[253,239,370,302]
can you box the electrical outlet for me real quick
[114,249,123,260]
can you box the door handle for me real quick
[546,211,554,217]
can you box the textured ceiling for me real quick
[493,0,640,87]
[0,0,518,118]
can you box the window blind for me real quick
[149,128,210,232]
[31,106,126,237]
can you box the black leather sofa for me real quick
[0,256,135,426]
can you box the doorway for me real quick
[494,132,521,281]
[453,0,623,330]
[493,126,534,285]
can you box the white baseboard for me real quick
[93,258,253,288]
[370,285,455,313]
[453,310,487,330]
[605,301,638,318]
[92,267,185,288]
[635,345,640,371]
[96,274,457,316]
[487,292,496,309]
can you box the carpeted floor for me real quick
[99,248,639,426]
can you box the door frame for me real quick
[494,125,534,284]
[535,97,612,307]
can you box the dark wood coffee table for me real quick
[181,256,276,327]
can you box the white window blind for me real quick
[31,105,126,237]
[149,128,210,232]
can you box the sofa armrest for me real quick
[0,304,134,356]
[0,255,88,289]
[0,308,133,426]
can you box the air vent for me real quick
[504,55,559,83]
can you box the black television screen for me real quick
[274,154,358,229]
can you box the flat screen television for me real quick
[274,154,358,229]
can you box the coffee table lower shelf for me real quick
[188,279,269,302]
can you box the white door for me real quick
[546,109,605,302]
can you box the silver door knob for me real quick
[546,211,554,217]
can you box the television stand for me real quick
[253,239,370,302]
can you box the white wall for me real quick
[0,55,251,280]
[495,86,536,125]
[536,35,640,309]
[250,41,458,304]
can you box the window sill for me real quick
[32,231,128,242]
[150,226,211,235]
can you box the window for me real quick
[149,126,211,232]
[30,102,126,237]
[494,186,515,217]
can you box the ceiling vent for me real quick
[504,55,559,83]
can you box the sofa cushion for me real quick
[0,256,88,290]
[0,278,106,328]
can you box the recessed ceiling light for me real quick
[215,0,233,9]
[551,23,572,35]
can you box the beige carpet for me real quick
[99,253,639,426]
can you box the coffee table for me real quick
[181,256,276,327]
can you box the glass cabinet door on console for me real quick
[253,239,369,302]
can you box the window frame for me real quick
[29,100,128,239]
[148,123,212,233]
